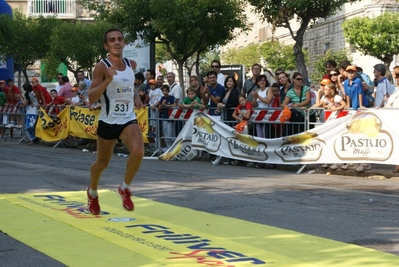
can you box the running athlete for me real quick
[87,28,144,215]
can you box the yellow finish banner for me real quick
[0,191,398,266]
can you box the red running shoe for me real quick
[117,186,134,211]
[87,187,100,215]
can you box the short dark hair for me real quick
[50,89,57,94]
[103,28,123,44]
[146,69,155,79]
[211,60,221,67]
[161,84,170,91]
[23,83,32,92]
[325,60,337,68]
[207,70,218,77]
[61,76,69,82]
[135,72,145,81]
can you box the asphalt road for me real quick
[1,141,399,266]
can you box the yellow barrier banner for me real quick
[36,107,69,142]
[69,107,100,140]
[36,106,149,142]
[136,107,149,143]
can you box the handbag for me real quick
[289,86,305,122]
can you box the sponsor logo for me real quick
[334,112,393,160]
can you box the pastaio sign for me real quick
[159,109,398,165]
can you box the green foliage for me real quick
[342,12,399,69]
[222,43,260,72]
[43,20,111,81]
[83,0,249,87]
[200,50,220,77]
[247,0,361,83]
[260,41,306,72]
[0,11,61,82]
[309,49,352,84]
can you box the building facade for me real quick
[221,0,399,79]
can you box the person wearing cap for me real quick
[148,78,162,138]
[338,65,371,172]
[69,84,83,106]
[31,77,52,106]
[343,65,368,110]
[313,78,332,108]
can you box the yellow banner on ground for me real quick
[69,107,100,140]
[36,107,149,142]
[35,107,69,142]
[0,191,398,266]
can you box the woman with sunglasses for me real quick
[282,72,316,135]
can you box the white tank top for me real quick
[99,58,136,124]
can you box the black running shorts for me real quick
[97,120,137,140]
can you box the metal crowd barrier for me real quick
[0,104,28,144]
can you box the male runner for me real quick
[87,28,144,215]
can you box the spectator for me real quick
[148,79,162,137]
[158,84,176,151]
[77,70,92,90]
[322,60,337,79]
[138,88,149,106]
[344,65,368,110]
[134,72,146,93]
[373,64,392,108]
[78,81,90,106]
[58,76,73,99]
[211,59,225,86]
[282,72,316,135]
[166,72,183,105]
[5,79,23,128]
[204,70,226,116]
[181,88,206,109]
[277,72,292,105]
[54,73,63,93]
[69,85,84,106]
[156,75,164,89]
[315,82,346,111]
[145,69,156,94]
[242,63,261,103]
[21,83,40,144]
[217,75,240,124]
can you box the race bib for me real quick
[110,99,133,118]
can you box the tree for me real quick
[259,41,305,73]
[310,49,352,84]
[342,12,399,78]
[222,43,261,72]
[83,0,249,89]
[0,11,61,83]
[248,0,361,85]
[43,20,111,81]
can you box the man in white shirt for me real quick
[166,72,182,105]
[211,60,225,86]
[373,64,392,108]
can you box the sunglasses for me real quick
[295,78,303,81]
[330,73,339,76]
[211,65,219,68]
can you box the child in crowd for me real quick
[181,88,206,109]
[319,83,346,112]
[158,84,176,151]
[138,87,149,106]
[148,79,162,138]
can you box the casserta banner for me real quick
[36,107,69,142]
[69,107,100,140]
[159,109,398,165]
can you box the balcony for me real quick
[27,0,76,19]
